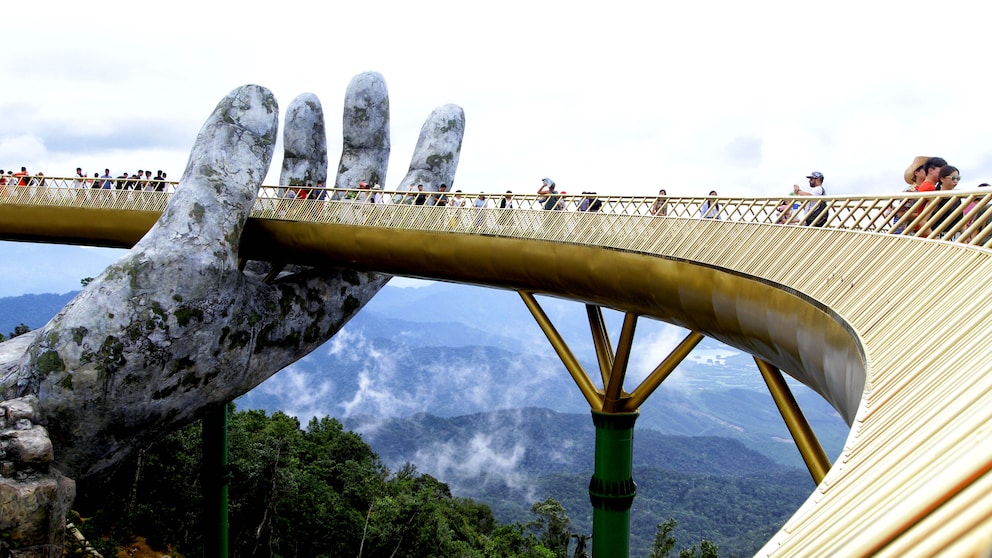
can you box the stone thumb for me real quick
[136,85,279,263]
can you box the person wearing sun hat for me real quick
[904,156,930,189]
[892,156,930,231]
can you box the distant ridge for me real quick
[0,291,78,334]
[342,407,787,480]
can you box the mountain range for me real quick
[0,281,850,468]
[0,281,852,555]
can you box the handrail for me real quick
[4,177,992,248]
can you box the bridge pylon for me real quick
[520,292,831,557]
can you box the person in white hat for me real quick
[793,171,828,227]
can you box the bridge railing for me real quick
[4,177,992,248]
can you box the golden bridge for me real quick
[2,180,992,557]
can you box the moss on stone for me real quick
[98,336,126,374]
[263,94,278,114]
[303,321,323,344]
[254,324,300,352]
[36,350,66,376]
[105,259,143,291]
[426,152,454,170]
[44,330,60,347]
[350,106,370,127]
[227,330,251,350]
[175,307,204,327]
[190,202,206,224]
[71,327,88,345]
[342,294,361,316]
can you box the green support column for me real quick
[590,410,639,558]
[202,404,230,558]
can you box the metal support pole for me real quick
[202,403,230,558]
[590,410,638,558]
[622,331,704,412]
[754,358,831,484]
[519,291,603,408]
[586,305,614,387]
[602,313,638,413]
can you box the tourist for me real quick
[793,172,828,227]
[538,178,561,210]
[918,157,947,193]
[434,184,449,207]
[414,184,428,206]
[14,167,28,186]
[891,156,930,232]
[700,190,722,219]
[649,189,668,216]
[927,165,963,237]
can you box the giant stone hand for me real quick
[0,72,463,551]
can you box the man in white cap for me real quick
[793,171,828,227]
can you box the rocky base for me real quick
[0,396,75,557]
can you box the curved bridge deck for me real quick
[2,181,991,556]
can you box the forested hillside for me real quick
[73,407,764,557]
[344,408,815,556]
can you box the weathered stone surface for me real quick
[280,92,328,189]
[0,72,463,555]
[3,427,54,467]
[0,474,74,557]
[0,334,38,402]
[1,395,42,427]
[334,72,391,190]
[0,395,73,556]
[397,104,465,193]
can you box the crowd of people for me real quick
[4,161,989,239]
[0,166,172,191]
[893,156,990,237]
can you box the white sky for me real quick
[4,0,991,199]
[2,0,991,295]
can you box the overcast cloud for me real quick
[4,0,991,200]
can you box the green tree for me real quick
[73,408,562,557]
[679,540,720,558]
[483,524,556,558]
[80,277,94,287]
[650,518,678,558]
[650,518,720,558]
[6,323,30,339]
[529,497,572,558]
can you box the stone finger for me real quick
[333,72,390,191]
[279,93,329,193]
[397,104,465,192]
